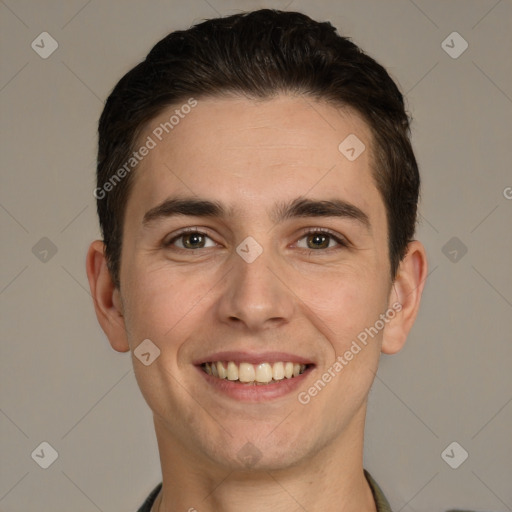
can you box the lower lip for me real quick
[196,365,314,402]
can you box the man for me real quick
[86,9,427,511]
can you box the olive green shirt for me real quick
[137,469,392,511]
[364,469,393,511]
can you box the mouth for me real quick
[194,352,315,401]
[201,361,310,385]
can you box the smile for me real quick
[202,361,308,385]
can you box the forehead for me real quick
[127,94,382,226]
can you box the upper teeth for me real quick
[203,361,307,383]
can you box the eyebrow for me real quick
[142,196,371,231]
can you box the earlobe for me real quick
[86,240,130,353]
[381,240,428,355]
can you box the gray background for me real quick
[1,1,511,511]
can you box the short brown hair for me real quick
[96,9,420,287]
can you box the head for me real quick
[87,9,427,472]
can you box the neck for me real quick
[152,406,377,512]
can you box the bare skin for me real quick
[87,94,427,511]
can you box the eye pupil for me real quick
[308,234,329,249]
[183,233,205,248]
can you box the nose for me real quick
[214,242,295,332]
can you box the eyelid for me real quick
[163,226,217,248]
[295,227,350,249]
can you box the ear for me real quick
[381,240,428,355]
[86,240,130,353]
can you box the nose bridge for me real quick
[217,237,294,329]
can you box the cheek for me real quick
[121,261,210,343]
[293,264,389,355]
[122,266,206,416]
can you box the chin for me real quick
[201,429,316,474]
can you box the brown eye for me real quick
[166,231,216,250]
[296,230,347,251]
[306,233,330,249]
[181,233,206,249]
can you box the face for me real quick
[116,95,396,471]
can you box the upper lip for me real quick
[193,351,315,366]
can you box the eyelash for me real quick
[164,227,349,253]
[299,228,350,252]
